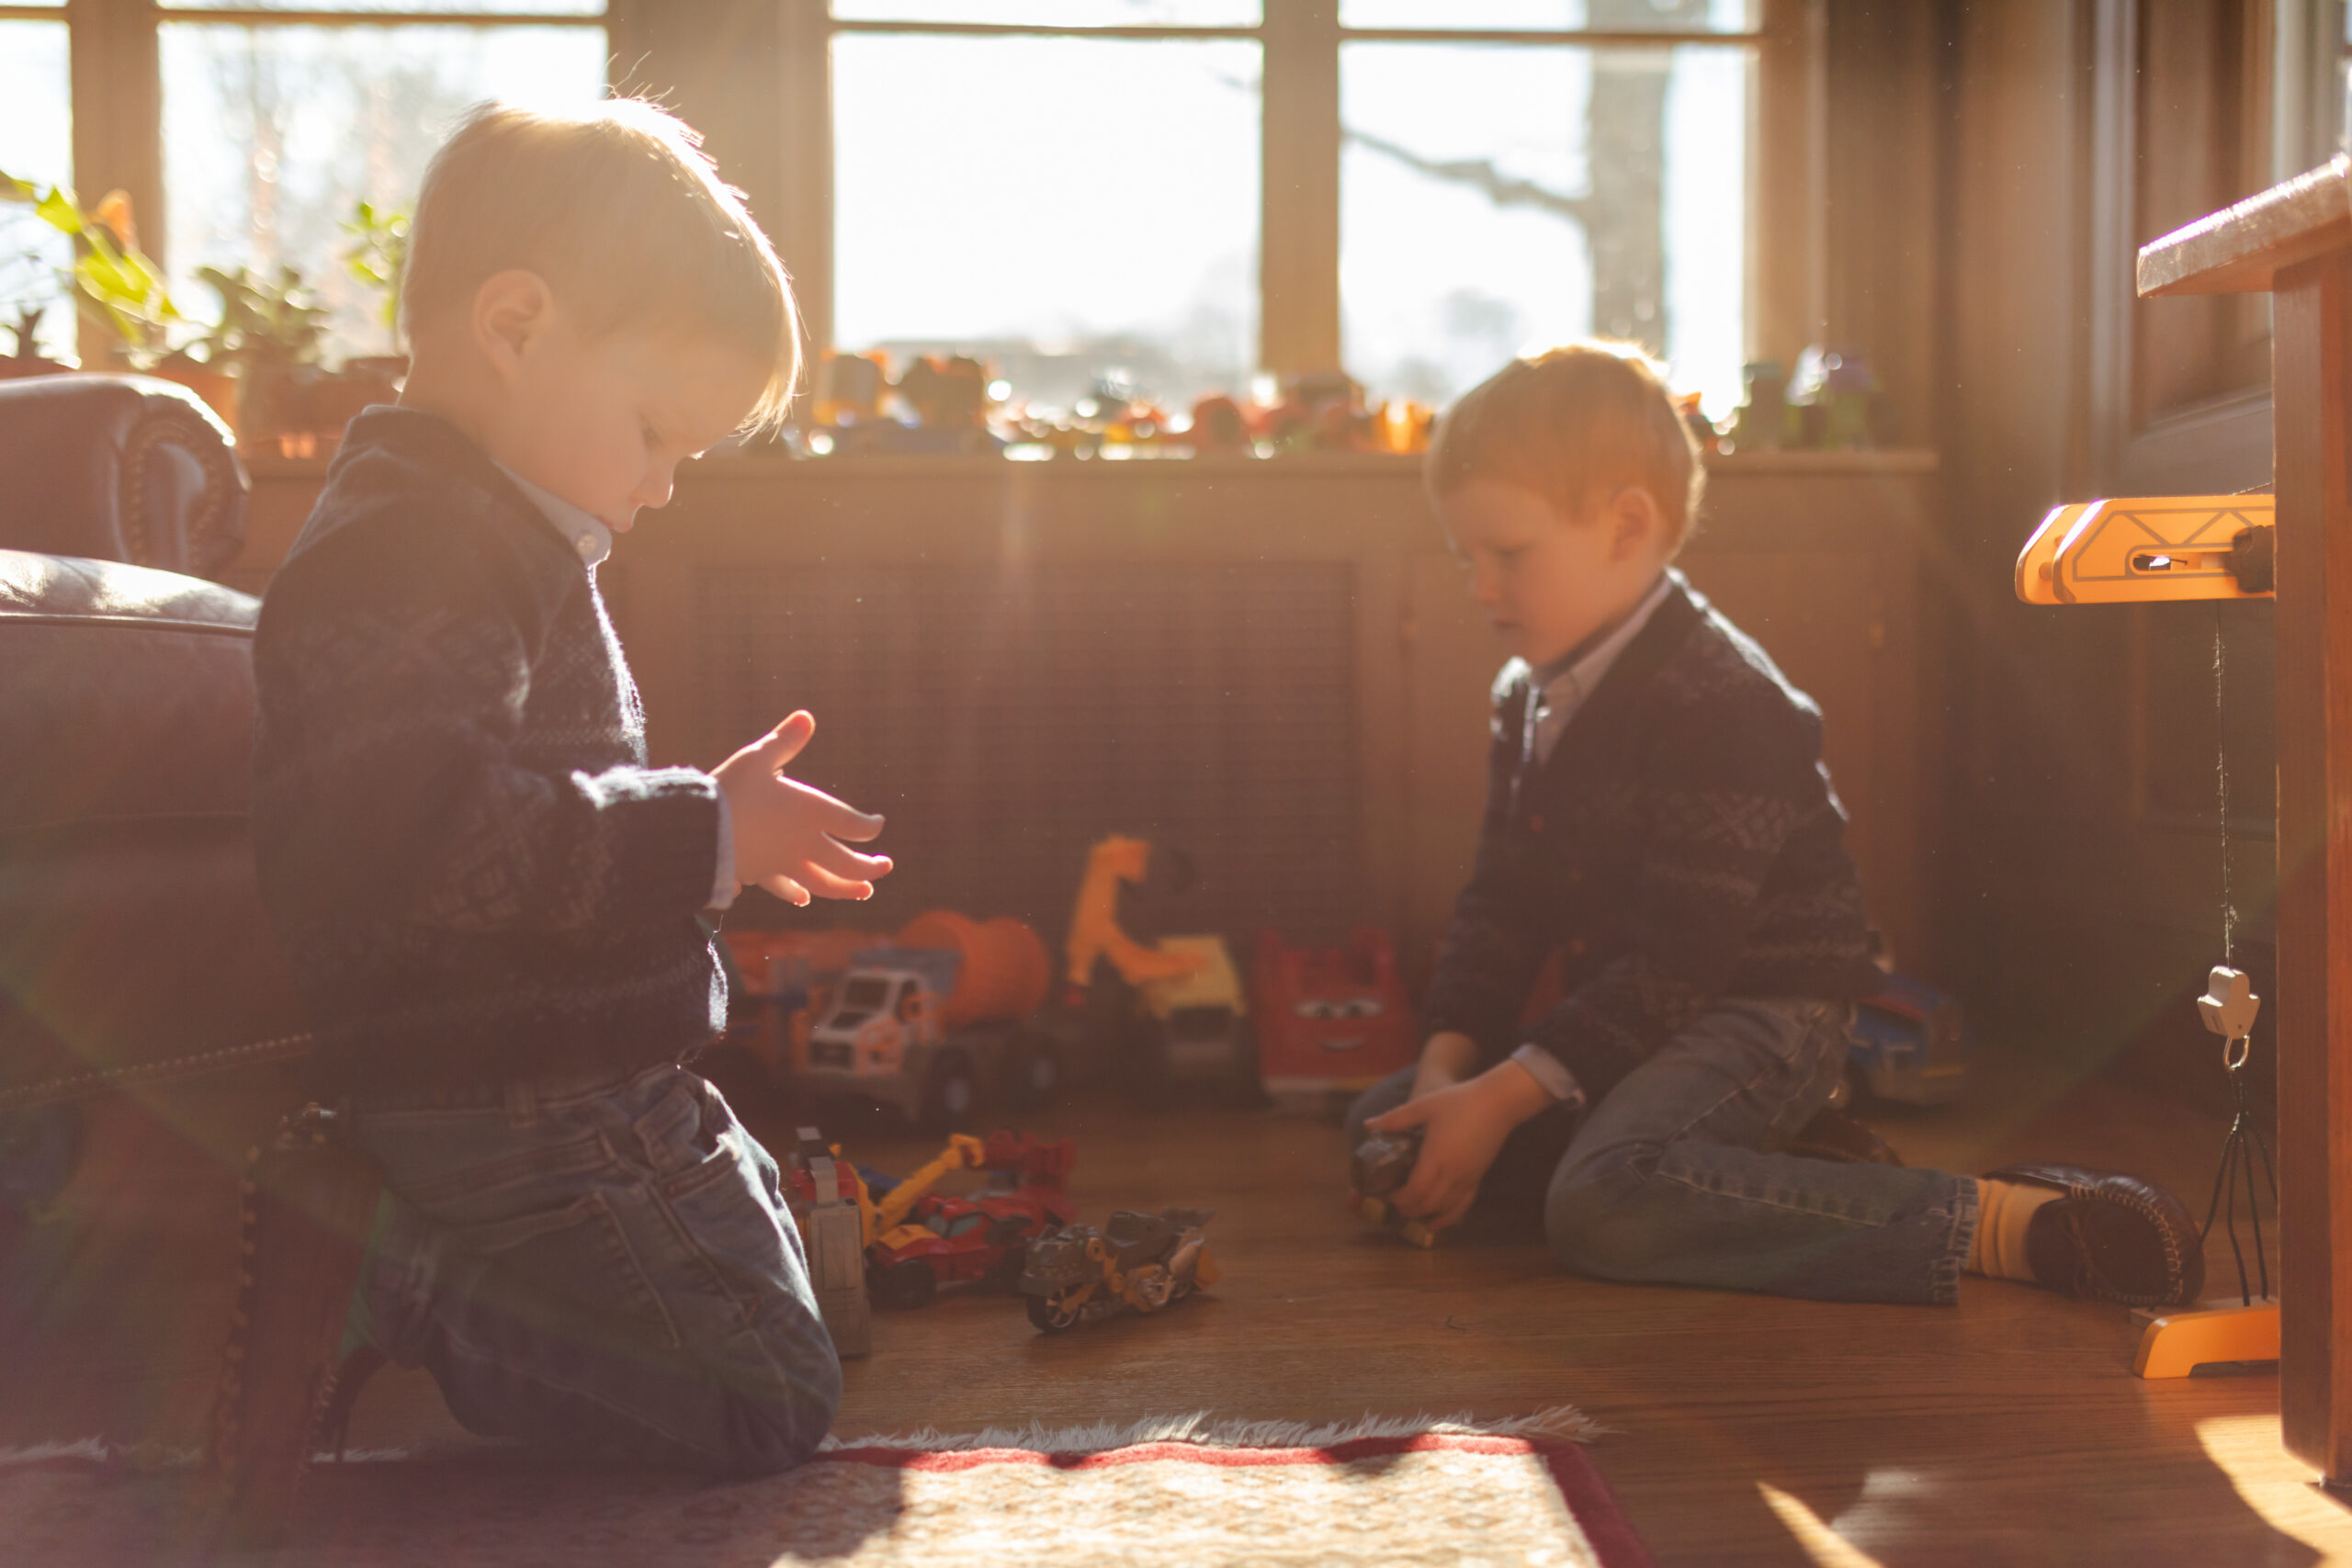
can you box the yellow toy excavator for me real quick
[1059,835,1256,1102]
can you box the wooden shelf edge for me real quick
[2139,155,2352,299]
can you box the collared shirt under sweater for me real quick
[251,407,729,1095]
[1421,569,1881,1107]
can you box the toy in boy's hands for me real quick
[1364,1059,1553,1234]
[1351,1127,1441,1247]
[714,710,892,906]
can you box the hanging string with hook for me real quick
[2198,604,2276,1307]
[2215,604,2234,962]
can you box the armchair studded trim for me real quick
[0,374,251,580]
[120,391,249,577]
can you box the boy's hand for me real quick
[714,712,892,907]
[1412,1031,1482,1100]
[1365,1058,1556,1233]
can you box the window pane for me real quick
[160,22,607,362]
[1340,41,1747,416]
[833,1,1257,25]
[0,18,74,363]
[833,35,1260,412]
[1340,0,1757,32]
[164,2,601,13]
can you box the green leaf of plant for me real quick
[35,187,83,236]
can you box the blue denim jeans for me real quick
[1348,999,1981,1305]
[349,1062,841,1475]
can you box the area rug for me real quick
[0,1408,1650,1566]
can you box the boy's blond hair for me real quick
[401,98,800,434]
[1426,343,1705,554]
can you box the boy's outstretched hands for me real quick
[714,711,892,907]
[1365,1049,1556,1234]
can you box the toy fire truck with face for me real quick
[1252,929,1419,1114]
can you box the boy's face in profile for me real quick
[1440,477,1665,668]
[458,272,771,535]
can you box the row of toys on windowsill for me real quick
[797,351,1437,461]
[782,1122,1221,1354]
[1713,346,1901,455]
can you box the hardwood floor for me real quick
[5,1046,2346,1566]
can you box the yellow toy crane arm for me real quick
[872,1133,986,1235]
[1064,835,1209,990]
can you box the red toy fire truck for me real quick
[1251,929,1419,1114]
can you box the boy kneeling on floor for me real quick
[1351,344,2204,1310]
[243,101,892,1476]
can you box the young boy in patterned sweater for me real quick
[245,102,889,1477]
[1350,344,2205,1310]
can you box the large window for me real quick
[158,1,607,360]
[22,0,1768,426]
[1340,36,1748,412]
[831,4,1263,411]
[829,0,1758,417]
[0,0,75,363]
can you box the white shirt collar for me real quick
[1534,571,1675,712]
[495,463,612,570]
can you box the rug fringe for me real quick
[820,1404,1601,1456]
[4,1410,1598,1472]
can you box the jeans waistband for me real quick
[349,1059,673,1118]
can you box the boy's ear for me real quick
[470,269,554,382]
[1605,486,1665,562]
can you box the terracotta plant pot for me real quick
[148,360,239,434]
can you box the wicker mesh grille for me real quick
[692,560,1363,943]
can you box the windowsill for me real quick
[241,446,1939,483]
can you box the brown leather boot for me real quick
[209,1103,381,1547]
[1983,1162,2206,1308]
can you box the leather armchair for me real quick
[0,376,306,1117]
[0,374,250,577]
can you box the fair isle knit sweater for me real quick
[1421,571,1881,1105]
[252,408,727,1095]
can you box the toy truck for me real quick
[718,927,888,1080]
[795,911,1062,1132]
[863,1129,1077,1309]
[1253,928,1419,1115]
[1849,973,1972,1107]
[1054,835,1257,1103]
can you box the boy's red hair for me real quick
[1427,343,1704,553]
[401,98,800,434]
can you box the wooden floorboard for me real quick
[4,1047,2347,1565]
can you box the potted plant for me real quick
[339,197,410,389]
[195,263,331,448]
[0,172,180,373]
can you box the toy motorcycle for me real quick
[1350,1127,1440,1247]
[1018,1207,1219,1333]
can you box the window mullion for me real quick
[1260,0,1340,378]
[66,0,162,367]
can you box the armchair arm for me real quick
[0,373,249,579]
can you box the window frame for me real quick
[40,0,1791,388]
